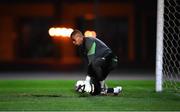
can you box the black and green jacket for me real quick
[78,37,112,64]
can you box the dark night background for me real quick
[0,0,157,76]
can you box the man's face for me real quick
[71,34,83,46]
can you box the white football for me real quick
[75,80,85,93]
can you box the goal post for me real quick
[156,0,164,92]
[156,0,180,92]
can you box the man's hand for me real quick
[84,81,92,93]
[85,75,91,83]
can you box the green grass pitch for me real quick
[0,80,180,111]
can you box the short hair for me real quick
[70,29,83,38]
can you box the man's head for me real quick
[70,29,84,46]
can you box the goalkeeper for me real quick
[70,29,120,95]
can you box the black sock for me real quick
[107,88,114,93]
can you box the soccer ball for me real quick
[75,80,86,93]
[75,80,94,93]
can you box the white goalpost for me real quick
[156,0,164,92]
[156,0,180,92]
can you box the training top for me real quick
[78,37,112,64]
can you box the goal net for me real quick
[156,0,180,92]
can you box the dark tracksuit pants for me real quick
[87,53,118,95]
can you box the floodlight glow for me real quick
[48,27,56,36]
[84,30,96,38]
[48,27,73,37]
